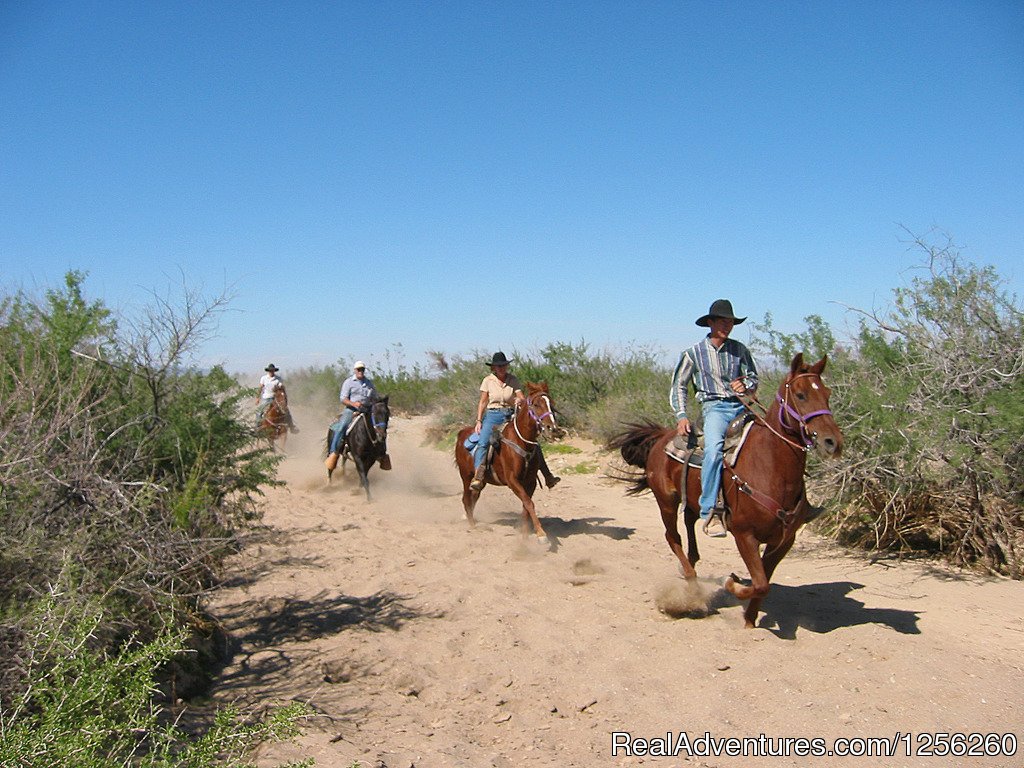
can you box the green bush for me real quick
[752,233,1024,577]
[0,272,289,760]
[0,595,310,768]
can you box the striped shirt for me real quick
[669,336,759,421]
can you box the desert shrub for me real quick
[0,594,309,768]
[753,234,1024,577]
[0,272,287,759]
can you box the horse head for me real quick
[776,353,843,458]
[273,385,289,411]
[369,395,390,442]
[522,382,558,441]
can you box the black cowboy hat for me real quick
[486,351,513,367]
[264,363,279,372]
[695,299,746,327]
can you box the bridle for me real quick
[513,392,557,445]
[366,402,389,444]
[775,372,834,450]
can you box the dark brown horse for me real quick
[455,382,558,543]
[258,386,290,452]
[609,354,843,627]
[324,396,390,501]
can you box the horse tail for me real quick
[606,421,666,467]
[605,421,670,496]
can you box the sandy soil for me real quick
[207,408,1023,768]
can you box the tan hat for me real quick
[353,361,367,370]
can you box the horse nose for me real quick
[820,435,840,457]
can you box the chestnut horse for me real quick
[258,386,290,452]
[608,354,843,627]
[454,382,558,543]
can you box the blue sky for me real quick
[2,1,1022,376]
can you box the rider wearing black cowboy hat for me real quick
[669,300,759,537]
[469,351,560,491]
[256,363,299,433]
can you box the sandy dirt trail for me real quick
[208,408,1022,768]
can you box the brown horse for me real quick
[608,354,843,627]
[258,386,290,452]
[455,382,559,543]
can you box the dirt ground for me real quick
[207,408,1023,768]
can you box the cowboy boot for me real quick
[325,452,339,471]
[470,463,486,491]
[379,453,392,471]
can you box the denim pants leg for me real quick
[474,409,510,469]
[329,409,355,454]
[699,399,745,519]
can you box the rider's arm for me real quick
[669,351,695,422]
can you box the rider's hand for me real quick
[473,419,482,434]
[730,378,747,395]
[676,418,691,436]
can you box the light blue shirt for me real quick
[340,374,376,405]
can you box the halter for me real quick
[366,403,389,444]
[775,372,833,449]
[512,393,557,445]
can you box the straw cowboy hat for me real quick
[486,351,513,367]
[695,299,747,328]
[264,363,279,372]
[353,361,367,370]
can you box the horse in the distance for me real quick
[454,382,559,544]
[257,386,290,452]
[608,354,843,627]
[324,396,390,501]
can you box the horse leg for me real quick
[743,535,796,628]
[507,474,546,542]
[353,456,371,501]
[681,464,702,568]
[724,531,773,628]
[654,491,697,579]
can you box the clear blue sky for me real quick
[2,1,1022,375]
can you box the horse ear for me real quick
[810,355,828,376]
[789,353,805,375]
[382,395,389,404]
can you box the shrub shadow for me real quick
[218,589,441,649]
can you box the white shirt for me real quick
[259,373,284,400]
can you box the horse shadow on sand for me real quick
[494,513,635,552]
[706,580,921,640]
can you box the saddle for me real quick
[664,412,755,467]
[330,412,367,454]
[463,420,533,471]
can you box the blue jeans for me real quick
[474,408,512,469]
[329,409,356,454]
[699,399,745,519]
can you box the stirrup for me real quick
[702,509,728,538]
